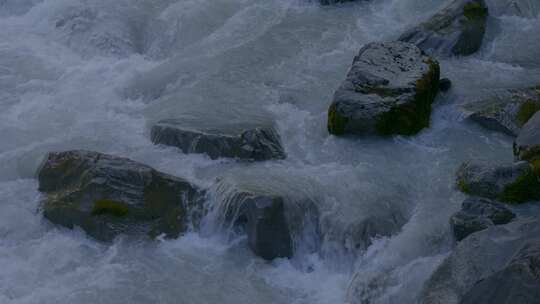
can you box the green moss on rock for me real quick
[457,178,470,193]
[328,102,348,135]
[91,199,129,217]
[498,167,540,204]
[375,59,440,136]
[517,100,540,126]
[463,2,488,20]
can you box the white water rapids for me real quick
[1,0,539,303]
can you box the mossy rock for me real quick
[456,161,538,204]
[498,167,540,204]
[463,2,488,20]
[375,59,440,136]
[399,0,488,57]
[91,199,129,217]
[327,102,348,135]
[327,42,440,136]
[37,150,205,242]
[516,99,540,127]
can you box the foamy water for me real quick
[1,0,539,303]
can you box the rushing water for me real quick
[1,0,539,303]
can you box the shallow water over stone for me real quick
[1,0,539,303]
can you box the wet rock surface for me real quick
[450,197,515,241]
[462,86,540,137]
[456,160,540,203]
[151,119,286,161]
[37,150,204,242]
[421,219,540,304]
[399,0,488,57]
[514,111,540,161]
[327,41,440,136]
[210,173,320,260]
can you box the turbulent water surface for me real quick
[1,0,539,303]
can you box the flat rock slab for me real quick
[399,0,488,56]
[151,119,286,161]
[38,150,204,242]
[327,41,440,136]
[462,86,540,136]
[515,111,540,161]
[450,197,515,241]
[456,160,540,203]
[421,219,540,304]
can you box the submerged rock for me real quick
[439,78,453,92]
[450,197,515,241]
[462,86,540,137]
[514,111,540,161]
[210,173,320,260]
[399,0,488,56]
[151,119,286,161]
[421,219,540,304]
[37,150,204,242]
[456,161,540,203]
[327,41,440,136]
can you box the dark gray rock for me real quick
[211,174,320,260]
[450,197,515,241]
[455,161,538,203]
[515,111,540,161]
[460,239,540,304]
[399,0,488,57]
[440,78,453,92]
[420,219,540,304]
[37,150,204,242]
[327,41,440,136]
[462,86,540,137]
[151,119,286,161]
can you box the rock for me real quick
[460,239,540,304]
[456,161,540,203]
[327,41,440,136]
[399,0,488,57]
[487,0,540,18]
[210,173,320,260]
[151,119,286,161]
[462,86,540,137]
[514,111,540,161]
[450,197,515,241]
[439,78,453,92]
[37,150,204,242]
[420,219,540,304]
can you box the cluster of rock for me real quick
[414,7,540,300]
[418,86,540,304]
[326,1,540,303]
[326,0,494,137]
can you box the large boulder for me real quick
[327,41,440,136]
[399,0,488,57]
[456,161,540,203]
[420,219,540,304]
[37,150,205,242]
[450,197,515,241]
[209,173,320,260]
[462,86,540,136]
[151,119,286,161]
[514,111,540,161]
[460,239,540,304]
